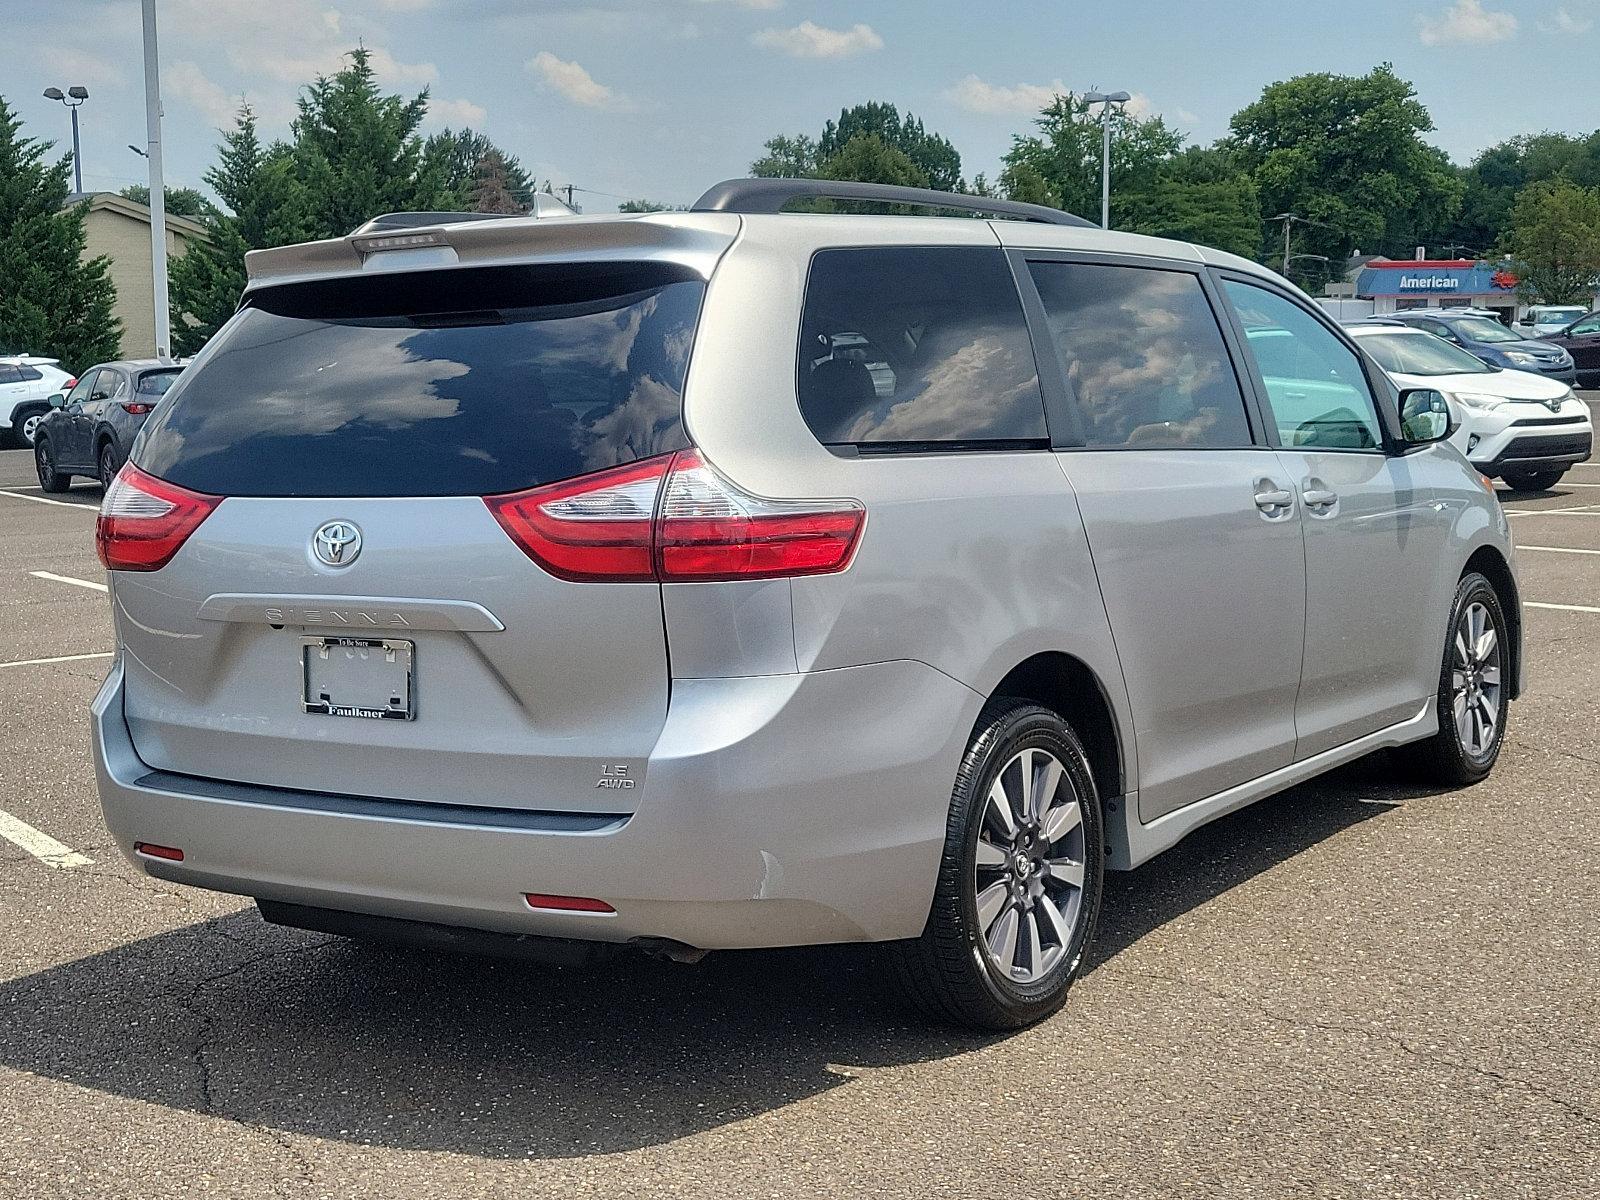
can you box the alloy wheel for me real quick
[99,448,116,491]
[1451,601,1502,759]
[21,413,43,446]
[974,747,1087,985]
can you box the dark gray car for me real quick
[1380,311,1577,383]
[33,359,184,491]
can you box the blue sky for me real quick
[8,0,1598,212]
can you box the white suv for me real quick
[1348,322,1593,491]
[0,356,77,448]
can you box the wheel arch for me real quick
[984,651,1127,810]
[1463,545,1522,700]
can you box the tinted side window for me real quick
[64,370,98,406]
[18,366,42,381]
[1028,262,1252,449]
[136,370,181,396]
[1223,279,1384,451]
[137,263,703,498]
[0,366,20,384]
[798,247,1045,448]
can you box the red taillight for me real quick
[119,401,155,415]
[63,376,77,390]
[96,464,222,572]
[134,842,185,862]
[485,455,667,582]
[484,450,865,583]
[523,893,615,913]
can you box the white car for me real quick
[0,356,77,448]
[1348,322,1594,491]
[1514,305,1590,339]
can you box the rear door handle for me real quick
[1302,487,1338,509]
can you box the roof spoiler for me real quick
[349,192,578,237]
[690,177,1094,227]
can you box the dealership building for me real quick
[1352,259,1523,322]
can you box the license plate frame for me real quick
[302,636,415,721]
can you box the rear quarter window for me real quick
[797,246,1046,450]
[136,262,703,497]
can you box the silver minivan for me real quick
[92,180,1521,1030]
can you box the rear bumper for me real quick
[93,656,979,950]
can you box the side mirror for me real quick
[47,393,64,408]
[1399,388,1454,444]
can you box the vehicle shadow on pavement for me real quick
[0,754,1438,1160]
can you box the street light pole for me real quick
[42,86,90,193]
[1082,90,1131,230]
[141,0,172,361]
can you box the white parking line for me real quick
[0,651,115,670]
[1505,506,1600,517]
[30,570,108,593]
[0,808,93,869]
[0,490,97,510]
[1518,545,1600,556]
[1526,601,1600,614]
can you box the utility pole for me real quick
[141,0,172,361]
[562,183,575,208]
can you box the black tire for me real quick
[1502,468,1565,493]
[1393,572,1510,786]
[97,442,119,491]
[889,699,1104,1031]
[34,438,70,493]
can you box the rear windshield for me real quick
[136,262,703,497]
[136,370,182,395]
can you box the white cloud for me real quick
[426,96,487,128]
[1122,92,1157,120]
[365,46,438,86]
[752,20,882,58]
[947,75,1068,115]
[1545,6,1594,33]
[528,51,633,110]
[165,60,246,128]
[43,46,126,88]
[1419,0,1518,45]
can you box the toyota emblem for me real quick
[312,521,362,567]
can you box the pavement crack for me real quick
[174,936,334,1197]
[1112,966,1600,1130]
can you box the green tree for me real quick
[0,96,119,366]
[818,102,962,191]
[617,198,678,212]
[468,150,522,215]
[118,184,217,222]
[1505,180,1600,305]
[1448,131,1600,253]
[751,102,963,191]
[291,47,453,239]
[1226,64,1462,264]
[421,127,538,210]
[1122,148,1262,259]
[1000,93,1184,223]
[167,105,308,355]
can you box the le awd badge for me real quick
[596,763,636,790]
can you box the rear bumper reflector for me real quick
[523,893,615,914]
[134,842,185,862]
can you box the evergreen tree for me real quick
[469,150,522,214]
[118,185,217,222]
[751,103,963,191]
[422,128,537,209]
[291,47,452,239]
[167,105,307,355]
[0,96,119,366]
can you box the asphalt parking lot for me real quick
[0,422,1597,1200]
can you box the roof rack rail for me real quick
[690,178,1095,227]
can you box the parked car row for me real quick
[32,360,185,492]
[0,356,76,448]
[1346,323,1593,491]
